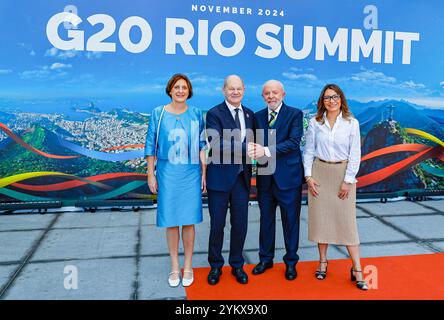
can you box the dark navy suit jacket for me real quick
[255,103,304,191]
[206,101,255,192]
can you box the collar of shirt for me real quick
[225,100,243,115]
[268,102,282,117]
[323,111,343,121]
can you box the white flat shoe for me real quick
[168,271,180,287]
[182,270,194,287]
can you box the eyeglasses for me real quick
[323,94,340,102]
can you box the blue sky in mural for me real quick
[0,0,443,112]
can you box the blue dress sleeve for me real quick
[144,110,156,157]
[199,109,207,151]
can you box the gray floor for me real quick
[0,198,443,300]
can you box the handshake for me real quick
[248,142,268,160]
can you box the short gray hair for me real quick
[262,79,285,92]
[223,75,245,88]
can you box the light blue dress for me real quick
[144,105,206,227]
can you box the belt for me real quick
[317,157,348,164]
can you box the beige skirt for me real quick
[308,158,360,245]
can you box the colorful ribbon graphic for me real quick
[405,128,444,147]
[9,172,146,191]
[0,122,145,161]
[0,123,79,159]
[357,128,444,188]
[0,171,71,188]
[56,135,144,161]
[1,122,443,201]
[0,180,146,201]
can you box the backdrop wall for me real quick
[0,0,443,205]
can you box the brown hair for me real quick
[165,73,193,99]
[315,83,352,123]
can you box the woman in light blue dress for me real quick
[145,74,206,287]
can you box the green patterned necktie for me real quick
[268,111,277,127]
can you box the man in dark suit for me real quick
[248,80,304,280]
[206,75,255,285]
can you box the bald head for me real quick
[223,75,245,107]
[262,80,286,110]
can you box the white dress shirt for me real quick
[225,100,246,141]
[303,112,361,183]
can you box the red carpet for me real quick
[185,253,444,300]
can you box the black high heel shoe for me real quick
[350,268,368,291]
[315,260,328,280]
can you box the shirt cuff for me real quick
[344,175,357,184]
[264,147,271,157]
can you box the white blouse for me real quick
[303,112,361,183]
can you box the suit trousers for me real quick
[257,179,302,266]
[207,173,249,268]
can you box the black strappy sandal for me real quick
[350,268,369,291]
[315,260,328,280]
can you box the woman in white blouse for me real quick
[303,84,368,290]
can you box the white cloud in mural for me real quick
[349,68,397,84]
[46,47,104,60]
[187,73,225,94]
[45,47,58,57]
[127,83,165,93]
[45,47,79,60]
[282,71,318,81]
[401,80,426,89]
[20,65,70,80]
[282,67,318,82]
[57,50,79,59]
[50,63,72,70]
[189,74,223,85]
[20,66,51,80]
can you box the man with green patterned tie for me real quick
[248,80,304,280]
